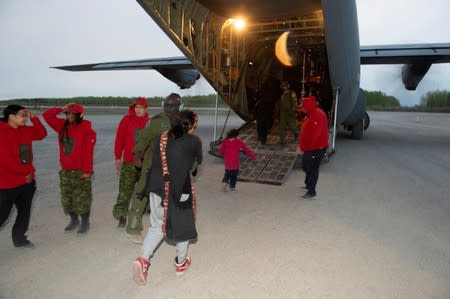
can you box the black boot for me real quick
[64,212,80,232]
[77,213,90,234]
[118,216,126,228]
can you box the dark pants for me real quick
[0,181,36,246]
[256,121,269,144]
[255,101,274,145]
[222,169,239,189]
[302,149,326,195]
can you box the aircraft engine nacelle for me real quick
[155,68,201,89]
[401,62,432,90]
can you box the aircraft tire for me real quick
[351,119,363,140]
[363,112,370,131]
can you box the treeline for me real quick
[365,91,400,107]
[3,90,450,109]
[365,89,450,110]
[1,94,226,107]
[420,90,450,107]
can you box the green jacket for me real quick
[133,112,170,172]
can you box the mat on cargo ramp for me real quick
[236,122,299,185]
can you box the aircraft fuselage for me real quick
[137,0,363,129]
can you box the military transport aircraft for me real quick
[52,0,450,184]
[54,0,450,142]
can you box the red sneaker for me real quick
[132,256,150,285]
[175,256,191,276]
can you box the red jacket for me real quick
[219,138,256,170]
[43,107,96,174]
[0,117,47,189]
[299,96,329,152]
[114,104,149,163]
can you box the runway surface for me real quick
[0,111,449,298]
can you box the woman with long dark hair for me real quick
[43,103,96,234]
[132,109,202,285]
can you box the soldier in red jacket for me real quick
[0,105,47,248]
[113,97,150,227]
[43,103,96,234]
[299,96,329,199]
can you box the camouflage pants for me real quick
[112,163,140,220]
[279,113,298,143]
[126,168,149,234]
[59,169,93,215]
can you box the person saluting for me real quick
[0,105,47,248]
[43,103,96,234]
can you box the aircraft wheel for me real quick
[363,112,370,131]
[351,119,363,140]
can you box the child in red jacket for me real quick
[0,105,47,248]
[43,103,96,234]
[219,129,256,192]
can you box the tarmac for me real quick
[0,111,449,298]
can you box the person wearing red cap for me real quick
[299,96,329,199]
[43,103,96,233]
[113,97,150,227]
[0,105,47,248]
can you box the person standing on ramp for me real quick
[279,81,298,145]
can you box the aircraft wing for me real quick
[52,43,450,91]
[360,43,450,90]
[360,43,450,64]
[51,57,200,89]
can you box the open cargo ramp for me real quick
[217,122,299,186]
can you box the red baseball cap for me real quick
[63,104,84,114]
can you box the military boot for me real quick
[64,212,80,232]
[77,212,90,234]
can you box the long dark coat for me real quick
[146,133,202,242]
